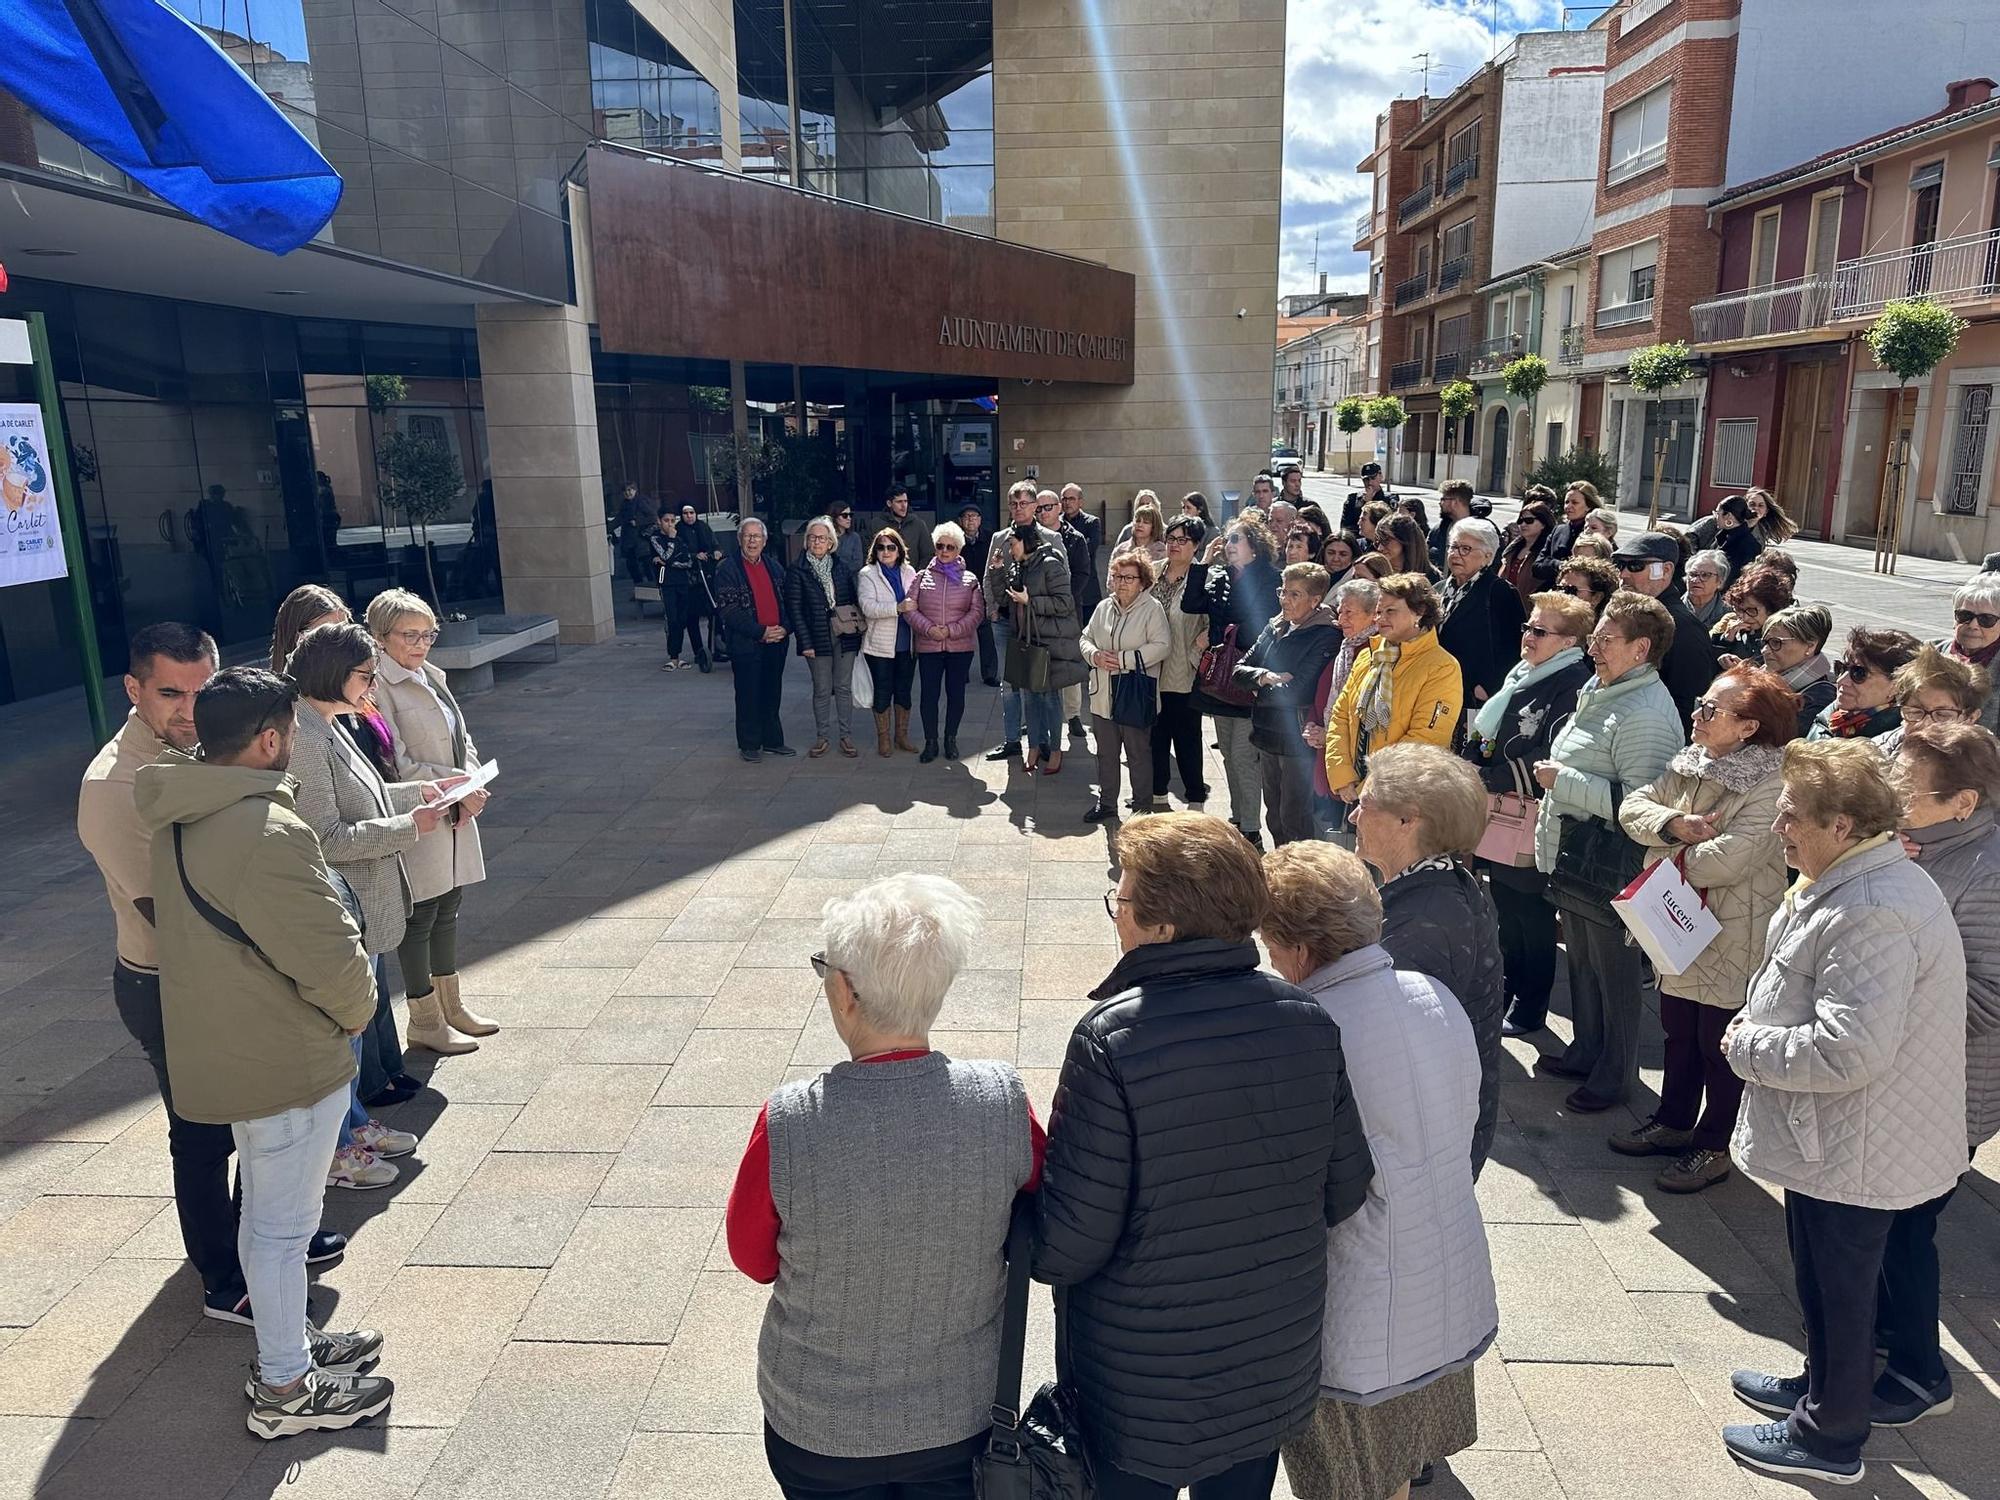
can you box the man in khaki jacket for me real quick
[134,667,394,1439]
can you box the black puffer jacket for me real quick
[1034,939,1374,1485]
[781,553,860,658]
[1380,860,1505,1176]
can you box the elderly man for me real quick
[1612,530,1716,722]
[984,481,1065,761]
[715,517,794,761]
[1436,517,1527,708]
[1034,486,1097,751]
[1266,499,1299,551]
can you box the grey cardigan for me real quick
[288,707,426,956]
[1906,807,2000,1149]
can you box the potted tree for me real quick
[1625,342,1698,524]
[1438,380,1477,485]
[1501,354,1549,477]
[377,430,475,643]
[1334,395,1369,480]
[1364,395,1408,481]
[1864,298,1967,574]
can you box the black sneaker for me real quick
[985,741,1020,762]
[1721,1419,1862,1485]
[246,1367,394,1440]
[740,749,761,762]
[307,1228,348,1265]
[1083,799,1114,822]
[1730,1367,1809,1417]
[204,1289,253,1326]
[1871,1369,1953,1427]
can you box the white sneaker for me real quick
[326,1145,397,1190]
[352,1119,417,1158]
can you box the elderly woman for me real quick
[1306,577,1380,845]
[1110,496,1168,566]
[1876,644,1992,758]
[1262,842,1496,1500]
[1711,566,1793,665]
[1567,534,1615,563]
[287,623,449,1189]
[1939,570,2000,733]
[714,516,794,761]
[1807,626,1922,741]
[1005,517,1086,775]
[1183,513,1282,847]
[858,527,921,757]
[726,873,1044,1499]
[1080,551,1170,821]
[1148,517,1212,810]
[1498,499,1554,610]
[783,516,863,758]
[1721,741,1967,1486]
[1283,522,1326,568]
[1556,556,1618,619]
[1881,723,2000,1428]
[1583,507,1620,546]
[1036,813,1373,1499]
[1351,743,1504,1177]
[1612,667,1794,1192]
[365,591,498,1057]
[1758,604,1835,737]
[1463,590,1595,1037]
[906,520,984,763]
[1324,574,1464,807]
[1437,517,1527,708]
[1683,549,1731,629]
[1235,562,1343,846]
[1534,592,1686,1111]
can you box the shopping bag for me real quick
[1610,853,1720,976]
[1476,792,1539,868]
[1111,664,1157,728]
[850,650,873,706]
[1004,612,1052,693]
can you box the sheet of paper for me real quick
[433,759,497,807]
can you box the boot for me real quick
[875,711,894,757]
[893,706,919,753]
[406,986,477,1054]
[435,972,499,1037]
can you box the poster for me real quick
[0,403,67,588]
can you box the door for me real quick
[1578,381,1603,449]
[1853,388,1919,541]
[937,417,995,521]
[1909,176,1942,296]
[1639,398,1698,520]
[1747,209,1781,336]
[1774,360,1839,537]
[1487,407,1510,493]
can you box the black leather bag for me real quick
[974,1199,1094,1500]
[1548,780,1643,911]
[1110,662,1157,729]
[1004,609,1052,694]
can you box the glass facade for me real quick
[588,0,725,162]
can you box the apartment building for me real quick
[1469,245,1591,494]
[1274,298,1369,465]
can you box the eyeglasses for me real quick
[1836,659,1876,682]
[935,542,960,553]
[1445,543,1481,557]
[1102,888,1133,920]
[1901,704,1972,726]
[1760,634,1798,651]
[1521,623,1567,639]
[876,543,900,554]
[1111,573,1142,586]
[809,950,832,979]
[1691,698,1735,722]
[1614,560,1652,574]
[350,667,377,686]
[391,628,441,645]
[1955,609,2000,629]
[1558,584,1584,597]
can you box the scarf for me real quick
[1327,627,1376,707]
[1825,703,1898,739]
[932,558,964,584]
[1358,637,1403,746]
[1949,635,2000,669]
[1783,652,1832,692]
[1388,852,1459,885]
[1469,645,1583,752]
[1665,740,1784,793]
[805,549,837,609]
[881,561,910,653]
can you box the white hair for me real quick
[1686,548,1730,578]
[738,516,769,538]
[802,515,837,542]
[1954,573,2000,615]
[931,520,966,549]
[1332,578,1381,613]
[820,874,983,1036]
[1268,500,1299,520]
[1449,517,1501,558]
[1585,509,1620,537]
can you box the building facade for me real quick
[1273,294,1367,465]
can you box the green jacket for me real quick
[134,756,375,1125]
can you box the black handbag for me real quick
[974,1199,1094,1500]
[1004,607,1053,694]
[1548,779,1643,910]
[1109,660,1157,729]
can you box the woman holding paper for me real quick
[1612,666,1794,1193]
[367,590,499,1055]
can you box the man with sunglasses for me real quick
[1610,530,1717,724]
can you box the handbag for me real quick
[1548,780,1644,911]
[1476,792,1539,868]
[1004,608,1052,694]
[1611,851,1721,976]
[1195,623,1256,707]
[831,603,863,636]
[974,1199,1094,1500]
[1110,660,1157,729]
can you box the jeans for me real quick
[918,651,972,742]
[355,955,403,1101]
[346,1038,370,1146]
[804,650,856,743]
[112,964,245,1300]
[1094,1449,1280,1500]
[1213,715,1264,835]
[1785,1190,1898,1464]
[976,620,999,685]
[1487,875,1557,1028]
[1877,1178,1962,1390]
[1093,712,1156,808]
[1556,908,1649,1103]
[1258,751,1316,846]
[1151,690,1209,802]
[992,619,1024,744]
[866,652,917,713]
[1025,688,1064,754]
[764,1423,980,1500]
[396,886,464,1001]
[1655,991,1744,1151]
[233,1083,350,1385]
[733,639,790,752]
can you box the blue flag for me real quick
[0,0,342,254]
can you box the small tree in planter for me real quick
[1865,298,1967,573]
[1365,395,1408,480]
[1334,395,1369,479]
[1501,354,1550,486]
[377,431,465,619]
[1624,342,1698,525]
[1438,381,1477,483]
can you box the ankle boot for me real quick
[406,986,478,1054]
[875,711,893,757]
[435,972,499,1037]
[893,706,918,753]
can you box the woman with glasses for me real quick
[1807,627,1921,741]
[1438,518,1526,711]
[1875,644,1993,758]
[1184,514,1283,846]
[367,590,499,1058]
[1711,566,1793,666]
[1758,604,1836,738]
[1682,549,1731,629]
[906,521,985,763]
[858,528,921,757]
[784,516,864,759]
[1555,556,1618,619]
[1612,667,1795,1193]
[1081,553,1171,822]
[1940,572,2000,733]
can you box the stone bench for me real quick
[633,583,662,617]
[426,614,559,696]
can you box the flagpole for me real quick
[27,311,109,745]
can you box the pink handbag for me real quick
[1477,792,1540,868]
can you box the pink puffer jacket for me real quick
[906,563,986,654]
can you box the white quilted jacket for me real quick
[1727,838,1968,1211]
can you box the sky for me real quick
[1279,0,1579,297]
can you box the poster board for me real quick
[0,402,68,588]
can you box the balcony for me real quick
[1830,227,2000,322]
[1690,274,1837,345]
[1558,323,1585,365]
[1442,154,1480,201]
[1354,207,1375,245]
[1346,369,1376,396]
[1389,359,1425,391]
[1394,270,1432,309]
[1397,181,1436,226]
[1431,350,1465,383]
[1435,255,1472,297]
[1469,333,1524,375]
[1596,298,1653,331]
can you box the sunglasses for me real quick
[1690,698,1733,722]
[1558,584,1585,597]
[1955,609,2000,629]
[809,950,831,978]
[1521,623,1567,639]
[1614,559,1652,574]
[1836,659,1876,682]
[935,541,960,552]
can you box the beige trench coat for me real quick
[372,656,487,904]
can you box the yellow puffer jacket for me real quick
[1324,630,1463,794]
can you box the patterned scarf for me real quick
[1358,638,1403,747]
[1825,704,1896,739]
[805,549,837,608]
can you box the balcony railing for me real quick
[1469,334,1523,374]
[1397,181,1436,225]
[1435,255,1472,296]
[1354,207,1375,242]
[1443,155,1479,200]
[1690,274,1836,344]
[1830,227,2000,321]
[1431,350,1465,383]
[1394,270,1432,309]
[1346,369,1375,396]
[1558,323,1585,365]
[1596,298,1653,331]
[1389,359,1424,391]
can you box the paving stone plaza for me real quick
[0,483,1996,1499]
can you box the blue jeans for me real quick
[345,1038,369,1147]
[992,619,1024,743]
[355,955,401,1100]
[232,1083,349,1385]
[1025,689,1063,753]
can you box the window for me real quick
[1943,384,1995,515]
[1448,123,1480,168]
[1441,218,1474,265]
[1806,191,1844,279]
[1489,298,1511,340]
[1607,84,1671,185]
[1750,209,1782,289]
[1711,418,1758,488]
[1546,421,1565,461]
[1596,238,1659,328]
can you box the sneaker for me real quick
[1721,1420,1862,1485]
[352,1119,417,1159]
[1187,801,1207,814]
[1730,1367,1809,1417]
[1239,828,1264,851]
[204,1288,254,1326]
[307,1228,348,1265]
[326,1145,397,1190]
[246,1367,394,1440]
[240,1326,387,1398]
[1608,1118,1695,1157]
[1871,1369,1954,1427]
[1656,1147,1731,1193]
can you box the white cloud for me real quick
[1280,0,1570,296]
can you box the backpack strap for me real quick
[172,822,269,964]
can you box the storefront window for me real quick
[589,0,726,162]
